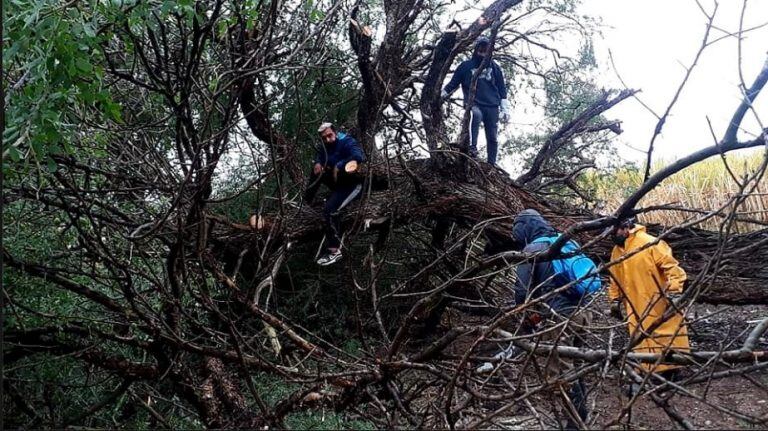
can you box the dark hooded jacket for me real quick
[512,210,599,315]
[312,131,365,172]
[306,131,366,196]
[443,54,507,108]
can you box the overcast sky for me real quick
[579,0,768,163]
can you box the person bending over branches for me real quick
[480,209,600,429]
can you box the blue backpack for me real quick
[531,235,601,296]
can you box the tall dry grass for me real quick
[588,150,768,232]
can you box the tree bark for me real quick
[211,159,768,305]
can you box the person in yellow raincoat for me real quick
[608,218,690,378]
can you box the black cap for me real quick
[475,36,490,48]
[618,217,636,229]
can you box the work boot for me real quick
[623,382,642,397]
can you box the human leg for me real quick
[318,183,363,264]
[481,105,500,165]
[469,105,483,157]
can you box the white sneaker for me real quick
[317,250,343,266]
[476,362,494,373]
[495,345,522,361]
[476,345,522,374]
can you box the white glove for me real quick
[667,291,683,304]
[440,89,449,100]
[476,362,494,374]
[476,344,521,374]
[500,98,512,122]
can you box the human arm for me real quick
[442,62,466,99]
[494,63,508,100]
[514,259,534,307]
[312,142,326,169]
[303,168,322,203]
[334,136,366,170]
[652,240,687,294]
[606,248,624,301]
[514,243,546,306]
[607,275,623,301]
[607,272,624,319]
[495,64,511,121]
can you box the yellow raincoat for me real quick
[608,225,690,371]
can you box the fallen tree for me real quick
[4,0,768,429]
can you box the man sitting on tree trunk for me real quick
[304,122,366,266]
[441,36,511,166]
[608,218,690,390]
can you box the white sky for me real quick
[580,0,768,163]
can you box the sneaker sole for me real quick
[317,255,342,266]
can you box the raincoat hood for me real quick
[512,209,557,246]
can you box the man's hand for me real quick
[313,163,323,175]
[523,311,542,328]
[666,291,683,304]
[500,99,512,123]
[609,300,623,320]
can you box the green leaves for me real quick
[3,0,118,173]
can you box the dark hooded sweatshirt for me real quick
[512,209,598,315]
[443,55,507,108]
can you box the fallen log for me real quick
[209,159,768,305]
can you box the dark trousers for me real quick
[305,170,363,250]
[469,105,500,165]
[323,182,362,249]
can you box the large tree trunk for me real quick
[211,159,768,305]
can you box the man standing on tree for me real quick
[608,218,690,384]
[481,209,599,428]
[303,122,366,266]
[441,36,511,166]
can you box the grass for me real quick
[251,373,376,430]
[586,150,768,232]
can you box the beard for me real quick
[612,234,628,247]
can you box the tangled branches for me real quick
[3,0,768,428]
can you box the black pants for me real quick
[305,170,363,250]
[469,105,500,165]
[323,182,362,249]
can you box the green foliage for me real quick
[3,0,121,171]
[528,0,581,14]
[285,411,376,430]
[251,373,375,430]
[2,0,221,173]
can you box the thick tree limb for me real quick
[516,89,636,185]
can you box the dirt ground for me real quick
[591,370,768,429]
[432,302,768,429]
[591,303,768,430]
